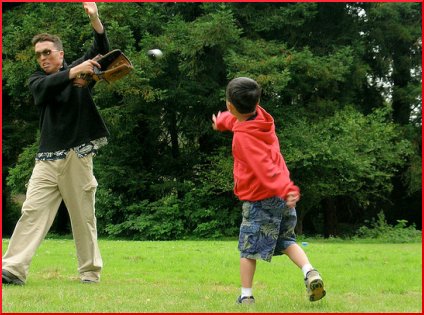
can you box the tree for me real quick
[3,3,420,239]
[281,106,413,236]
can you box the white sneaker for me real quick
[304,269,326,302]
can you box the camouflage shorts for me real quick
[238,196,297,262]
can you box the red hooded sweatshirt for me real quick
[215,105,300,201]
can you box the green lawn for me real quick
[2,238,422,313]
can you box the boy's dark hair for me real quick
[31,33,63,50]
[226,77,261,114]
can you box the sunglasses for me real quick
[35,49,60,59]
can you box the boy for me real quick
[212,77,326,304]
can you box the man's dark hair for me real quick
[31,33,63,50]
[226,77,261,114]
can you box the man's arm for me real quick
[83,2,109,55]
[68,59,101,81]
[68,3,109,80]
[29,71,71,106]
[83,2,104,34]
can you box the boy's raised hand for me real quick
[212,111,221,130]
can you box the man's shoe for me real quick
[2,269,24,286]
[305,269,326,302]
[236,295,255,304]
[81,279,99,284]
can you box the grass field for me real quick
[2,238,422,313]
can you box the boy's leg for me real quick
[59,151,102,283]
[238,258,256,304]
[283,243,310,269]
[240,257,256,288]
[283,243,326,302]
[2,161,62,283]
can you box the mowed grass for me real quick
[2,238,422,313]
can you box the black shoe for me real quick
[81,279,99,284]
[236,295,255,304]
[2,269,24,286]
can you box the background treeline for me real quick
[2,2,421,239]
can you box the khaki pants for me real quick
[2,150,102,282]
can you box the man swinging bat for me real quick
[2,2,110,285]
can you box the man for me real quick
[2,2,110,285]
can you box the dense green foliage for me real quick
[354,211,421,243]
[2,3,421,239]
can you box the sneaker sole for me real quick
[81,279,99,284]
[2,274,24,286]
[236,296,255,305]
[309,279,326,302]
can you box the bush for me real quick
[354,211,421,243]
[95,183,240,240]
[7,141,38,194]
[2,187,22,237]
[103,194,186,241]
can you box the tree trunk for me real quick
[295,208,305,235]
[51,201,71,235]
[168,109,180,159]
[392,46,412,125]
[323,198,338,238]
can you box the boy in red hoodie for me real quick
[212,77,325,304]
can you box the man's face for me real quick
[34,41,64,74]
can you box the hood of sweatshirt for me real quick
[232,105,277,146]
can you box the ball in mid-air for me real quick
[147,49,163,60]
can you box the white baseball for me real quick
[147,49,163,59]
